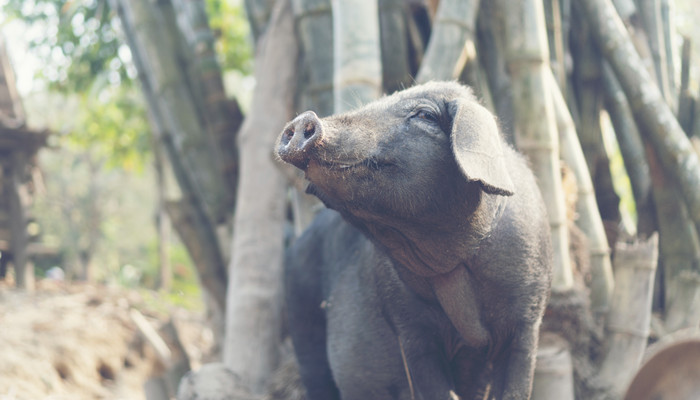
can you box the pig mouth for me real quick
[312,157,395,172]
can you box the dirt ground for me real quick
[0,280,214,400]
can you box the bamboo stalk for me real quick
[291,0,334,117]
[678,37,694,136]
[636,0,673,108]
[548,71,614,314]
[498,0,573,291]
[695,95,700,139]
[404,2,429,75]
[601,63,654,235]
[580,0,700,232]
[332,0,382,112]
[378,0,412,93]
[660,0,676,101]
[289,0,334,232]
[559,0,575,111]
[476,0,515,143]
[416,0,481,82]
[665,271,700,332]
[646,145,700,314]
[598,234,658,398]
[569,16,621,230]
[544,0,566,90]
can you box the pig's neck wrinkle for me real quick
[351,199,504,278]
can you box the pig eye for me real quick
[414,109,439,124]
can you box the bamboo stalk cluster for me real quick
[110,0,700,398]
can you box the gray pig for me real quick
[277,82,553,400]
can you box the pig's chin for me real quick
[304,158,384,212]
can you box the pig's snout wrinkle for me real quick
[279,110,323,170]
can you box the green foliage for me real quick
[205,0,253,74]
[2,0,130,92]
[2,0,251,93]
[68,86,152,171]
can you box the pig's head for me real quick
[277,81,515,276]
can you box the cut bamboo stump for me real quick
[532,333,575,400]
[598,234,658,397]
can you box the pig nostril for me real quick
[284,128,294,141]
[303,123,315,139]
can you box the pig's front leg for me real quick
[490,322,541,400]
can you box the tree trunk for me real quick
[120,0,232,224]
[165,200,227,309]
[416,0,480,83]
[223,0,298,394]
[110,0,228,309]
[171,0,243,207]
[580,0,700,232]
[548,71,614,314]
[332,0,382,112]
[245,0,277,42]
[154,143,172,291]
[498,0,573,291]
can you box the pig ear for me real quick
[448,98,515,196]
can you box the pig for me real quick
[277,81,553,400]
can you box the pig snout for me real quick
[278,111,323,170]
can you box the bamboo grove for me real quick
[106,0,700,398]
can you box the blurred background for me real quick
[0,0,700,399]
